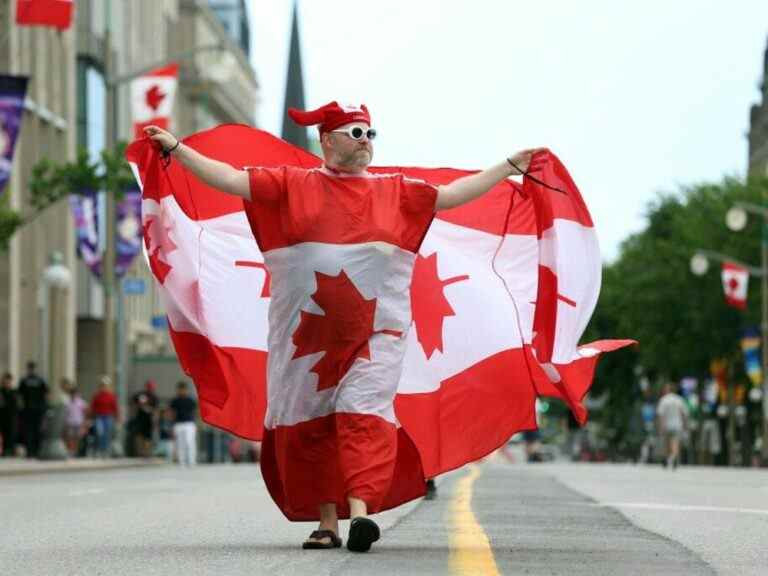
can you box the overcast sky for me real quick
[249,1,768,261]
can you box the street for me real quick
[2,456,766,575]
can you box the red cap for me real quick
[288,101,370,134]
[145,379,157,392]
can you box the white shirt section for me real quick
[657,393,688,432]
[263,241,417,427]
[539,219,601,364]
[398,219,538,394]
[130,76,177,123]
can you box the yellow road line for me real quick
[448,464,500,576]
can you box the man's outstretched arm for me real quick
[143,125,251,199]
[435,148,543,211]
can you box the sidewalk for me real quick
[0,457,168,477]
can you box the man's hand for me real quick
[507,148,547,175]
[143,125,178,152]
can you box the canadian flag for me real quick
[126,126,633,519]
[130,64,178,141]
[722,261,749,309]
[15,0,73,30]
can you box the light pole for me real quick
[41,251,72,386]
[725,202,768,464]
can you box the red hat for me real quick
[145,379,157,392]
[288,101,370,134]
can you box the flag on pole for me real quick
[721,261,749,309]
[0,75,28,195]
[130,64,178,141]
[126,125,634,517]
[15,0,73,30]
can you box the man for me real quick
[18,361,48,458]
[657,383,688,469]
[0,372,19,456]
[170,381,197,467]
[144,101,540,552]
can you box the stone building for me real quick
[0,0,259,405]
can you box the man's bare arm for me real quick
[435,148,543,211]
[143,125,250,199]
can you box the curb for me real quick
[0,459,169,477]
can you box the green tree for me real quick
[0,142,134,251]
[587,176,768,454]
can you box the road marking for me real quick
[448,464,500,576]
[593,502,768,517]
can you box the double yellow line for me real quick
[448,464,500,575]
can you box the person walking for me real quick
[170,382,197,467]
[89,376,118,458]
[63,380,88,457]
[131,380,159,458]
[0,372,20,456]
[143,101,541,552]
[18,361,48,458]
[657,383,689,469]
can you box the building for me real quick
[748,36,768,177]
[0,1,259,405]
[0,0,78,389]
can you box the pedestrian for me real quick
[144,101,542,552]
[657,382,688,469]
[170,382,197,467]
[131,380,159,457]
[63,379,88,457]
[157,405,174,462]
[0,372,20,457]
[18,361,48,458]
[89,376,118,458]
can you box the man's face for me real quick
[324,122,374,170]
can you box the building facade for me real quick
[748,36,768,177]
[0,0,258,403]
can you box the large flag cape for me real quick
[126,125,632,517]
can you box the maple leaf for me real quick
[142,211,177,284]
[410,252,468,359]
[292,270,401,391]
[145,85,166,112]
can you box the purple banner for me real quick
[69,190,142,279]
[0,75,29,194]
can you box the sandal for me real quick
[346,517,380,552]
[302,529,342,549]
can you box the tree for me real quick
[0,142,135,251]
[586,176,768,455]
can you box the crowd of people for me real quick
[0,361,199,465]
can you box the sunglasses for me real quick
[330,126,377,141]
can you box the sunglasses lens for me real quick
[350,127,364,140]
[366,129,377,140]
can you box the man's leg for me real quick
[303,503,340,548]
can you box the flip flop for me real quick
[346,517,380,552]
[302,529,342,549]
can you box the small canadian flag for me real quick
[130,64,178,140]
[721,262,749,310]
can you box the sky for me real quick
[249,1,768,261]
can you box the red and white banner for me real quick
[722,261,749,309]
[15,0,73,29]
[126,126,633,518]
[130,64,178,141]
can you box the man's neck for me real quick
[324,161,367,176]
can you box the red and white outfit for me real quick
[246,165,437,518]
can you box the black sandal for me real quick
[346,517,380,552]
[302,529,342,549]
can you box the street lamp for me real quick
[41,251,72,384]
[724,201,768,465]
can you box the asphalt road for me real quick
[1,457,764,575]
